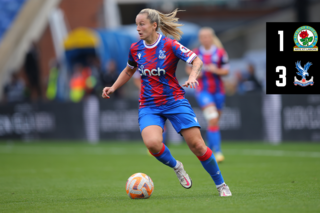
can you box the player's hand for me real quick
[102,87,115,99]
[182,77,199,89]
[207,64,218,73]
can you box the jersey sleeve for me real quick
[186,48,199,67]
[172,40,197,64]
[127,45,137,69]
[219,49,229,69]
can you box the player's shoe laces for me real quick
[215,153,225,163]
[217,183,232,197]
[173,161,192,189]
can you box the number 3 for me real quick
[276,66,286,87]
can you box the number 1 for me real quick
[278,31,283,51]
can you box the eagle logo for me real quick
[294,61,314,86]
[159,50,166,59]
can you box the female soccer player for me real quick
[186,27,229,163]
[102,9,231,196]
[133,71,168,146]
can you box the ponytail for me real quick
[139,8,183,41]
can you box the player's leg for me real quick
[203,104,220,151]
[162,124,167,145]
[181,127,231,196]
[203,93,225,162]
[139,111,178,169]
[141,125,163,153]
[181,127,223,185]
[141,124,188,188]
[195,91,219,154]
[210,93,225,162]
[213,110,224,161]
[165,101,231,196]
[146,122,167,156]
[205,105,224,162]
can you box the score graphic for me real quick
[266,23,320,94]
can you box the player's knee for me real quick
[144,138,163,153]
[208,117,219,127]
[189,139,207,156]
[203,105,218,122]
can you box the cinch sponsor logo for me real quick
[138,65,166,76]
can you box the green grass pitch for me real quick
[0,141,320,213]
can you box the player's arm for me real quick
[182,56,203,88]
[185,48,197,76]
[207,64,229,76]
[112,65,137,90]
[189,56,203,79]
[207,50,229,76]
[171,41,202,88]
[186,63,202,78]
[185,63,192,75]
[102,65,137,99]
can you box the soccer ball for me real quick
[126,173,154,199]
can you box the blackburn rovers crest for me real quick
[294,61,314,87]
[294,26,318,51]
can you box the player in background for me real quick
[132,71,168,146]
[102,9,232,196]
[186,27,229,163]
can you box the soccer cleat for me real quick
[215,153,225,163]
[217,183,232,197]
[173,161,192,189]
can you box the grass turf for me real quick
[0,141,319,213]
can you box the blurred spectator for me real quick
[87,56,104,92]
[236,64,262,94]
[102,60,122,98]
[235,71,245,94]
[2,72,27,103]
[24,42,42,101]
[70,64,87,102]
[46,59,60,101]
[69,64,99,102]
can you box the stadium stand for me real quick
[0,0,27,41]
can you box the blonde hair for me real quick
[139,8,183,41]
[199,27,224,49]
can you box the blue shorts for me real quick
[195,91,225,110]
[138,99,201,134]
